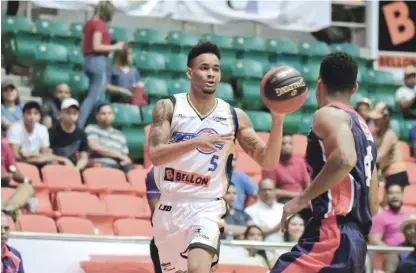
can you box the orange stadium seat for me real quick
[17,215,57,233]
[1,187,15,201]
[403,205,416,213]
[405,162,416,184]
[127,168,147,195]
[114,218,153,236]
[42,165,87,192]
[56,217,96,235]
[236,152,261,176]
[103,194,148,219]
[403,185,416,206]
[399,141,412,162]
[292,134,308,158]
[81,256,154,273]
[83,168,135,195]
[16,162,45,188]
[7,216,16,231]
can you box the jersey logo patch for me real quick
[168,128,225,154]
[164,167,211,187]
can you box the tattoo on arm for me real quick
[241,137,257,156]
[149,100,172,148]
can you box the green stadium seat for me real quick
[390,119,401,135]
[330,43,360,58]
[231,60,263,79]
[135,28,165,44]
[109,26,133,42]
[298,40,330,57]
[245,111,272,132]
[220,49,238,79]
[363,69,396,86]
[372,91,396,109]
[401,120,415,141]
[168,78,190,95]
[69,71,88,96]
[166,54,187,72]
[34,43,68,63]
[67,46,83,66]
[112,103,142,127]
[240,80,263,110]
[122,127,146,160]
[2,15,33,33]
[303,88,318,110]
[148,44,173,55]
[9,34,43,66]
[298,111,313,134]
[266,38,296,55]
[243,51,269,64]
[201,33,233,49]
[144,77,169,98]
[232,36,265,51]
[272,58,302,72]
[301,62,320,82]
[284,111,303,134]
[216,82,234,103]
[36,19,69,37]
[33,64,72,91]
[135,52,166,72]
[167,31,199,47]
[141,104,156,124]
[69,23,84,39]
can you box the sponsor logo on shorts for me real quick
[168,128,225,154]
[194,228,210,240]
[164,168,211,187]
[158,204,172,212]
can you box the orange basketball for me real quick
[260,66,308,114]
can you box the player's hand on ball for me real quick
[193,133,234,151]
[280,196,309,232]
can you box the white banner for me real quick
[29,0,331,32]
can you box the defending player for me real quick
[272,52,379,273]
[149,41,285,273]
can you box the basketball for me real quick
[260,66,308,114]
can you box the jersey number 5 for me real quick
[208,155,219,172]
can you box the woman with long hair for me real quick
[243,225,271,268]
[1,82,22,135]
[78,0,126,128]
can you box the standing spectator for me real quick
[41,83,71,129]
[262,134,310,203]
[6,102,52,167]
[49,98,89,170]
[79,0,126,128]
[245,179,283,242]
[85,103,133,173]
[1,211,25,273]
[395,65,416,119]
[369,184,409,247]
[231,155,258,210]
[1,81,23,136]
[369,102,409,188]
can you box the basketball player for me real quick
[271,52,380,273]
[149,41,285,273]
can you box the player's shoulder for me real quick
[154,98,175,113]
[312,106,350,136]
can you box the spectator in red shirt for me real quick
[78,0,126,128]
[262,134,310,203]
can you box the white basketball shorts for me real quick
[152,196,228,273]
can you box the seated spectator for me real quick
[1,212,25,273]
[231,155,258,210]
[356,98,375,133]
[42,83,71,129]
[107,43,141,101]
[411,125,416,157]
[273,214,305,261]
[246,179,284,242]
[369,184,409,247]
[395,65,416,119]
[383,214,416,273]
[7,101,52,167]
[1,80,23,136]
[262,134,310,203]
[1,141,36,215]
[223,182,255,240]
[369,102,409,188]
[243,225,271,267]
[49,98,89,170]
[85,103,133,173]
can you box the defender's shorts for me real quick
[152,196,228,273]
[271,216,367,273]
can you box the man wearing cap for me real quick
[49,98,89,170]
[395,65,416,119]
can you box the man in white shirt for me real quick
[395,65,416,119]
[246,178,284,242]
[7,101,52,167]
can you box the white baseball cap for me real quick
[61,98,79,110]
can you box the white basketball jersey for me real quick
[154,93,237,200]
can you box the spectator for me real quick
[49,98,89,170]
[243,225,271,267]
[356,98,376,133]
[223,182,255,240]
[395,65,416,119]
[273,214,305,261]
[1,142,36,215]
[382,214,416,273]
[41,83,71,129]
[107,43,141,101]
[410,125,416,157]
[262,134,310,203]
[245,179,283,242]
[85,103,133,173]
[7,101,52,167]
[1,80,23,136]
[369,184,409,247]
[368,102,409,188]
[79,0,125,128]
[231,155,258,210]
[1,211,25,273]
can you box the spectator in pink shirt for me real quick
[261,134,310,203]
[369,184,409,246]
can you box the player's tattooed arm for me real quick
[236,108,284,169]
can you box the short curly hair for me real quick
[187,41,221,67]
[319,52,358,93]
